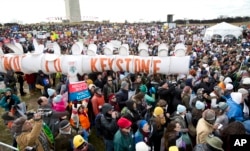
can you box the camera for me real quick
[37,108,52,117]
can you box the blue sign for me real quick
[69,89,91,101]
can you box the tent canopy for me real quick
[204,22,243,41]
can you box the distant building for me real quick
[64,0,81,22]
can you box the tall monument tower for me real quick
[65,0,81,22]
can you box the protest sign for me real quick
[68,81,91,101]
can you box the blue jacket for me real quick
[226,97,244,122]
[0,94,21,111]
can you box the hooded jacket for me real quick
[100,103,118,140]
[227,92,244,121]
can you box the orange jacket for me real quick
[91,94,105,116]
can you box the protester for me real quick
[0,88,21,111]
[193,135,224,151]
[196,109,218,144]
[73,134,96,151]
[100,103,119,151]
[15,113,52,151]
[113,117,135,151]
[116,81,129,110]
[35,70,52,97]
[150,107,166,151]
[91,87,105,116]
[54,119,77,151]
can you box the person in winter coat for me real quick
[35,70,52,97]
[150,107,166,151]
[108,93,120,112]
[91,87,105,116]
[4,70,17,94]
[76,105,91,132]
[0,88,21,111]
[164,121,185,151]
[100,103,119,151]
[196,109,219,144]
[121,100,141,134]
[193,135,224,151]
[134,120,151,146]
[73,135,96,151]
[116,81,129,111]
[226,92,245,121]
[54,120,78,151]
[113,117,135,151]
[16,113,52,151]
[103,76,117,103]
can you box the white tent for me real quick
[204,22,243,41]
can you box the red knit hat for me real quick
[108,93,115,101]
[117,117,132,129]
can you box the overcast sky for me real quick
[0,0,249,23]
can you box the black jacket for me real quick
[116,89,128,110]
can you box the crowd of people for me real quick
[0,21,250,151]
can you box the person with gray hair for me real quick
[115,81,129,111]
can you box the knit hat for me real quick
[73,135,85,149]
[108,93,115,101]
[120,81,128,89]
[117,117,132,129]
[135,142,150,151]
[206,135,224,151]
[4,87,12,93]
[139,85,148,94]
[218,102,229,111]
[242,77,250,85]
[88,84,96,90]
[230,92,242,104]
[195,101,205,110]
[224,77,232,84]
[120,74,126,80]
[203,109,216,121]
[177,104,186,114]
[53,95,62,103]
[169,146,179,151]
[225,83,233,90]
[59,120,70,130]
[12,116,27,134]
[238,88,248,95]
[138,120,148,129]
[94,87,102,94]
[153,107,164,116]
[47,88,55,97]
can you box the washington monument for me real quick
[65,0,81,22]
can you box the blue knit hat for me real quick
[195,101,205,110]
[47,88,55,97]
[139,120,148,129]
[177,104,186,114]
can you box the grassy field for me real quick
[0,85,104,151]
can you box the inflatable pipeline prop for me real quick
[0,39,190,75]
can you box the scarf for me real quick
[38,131,51,151]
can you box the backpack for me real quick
[95,113,103,137]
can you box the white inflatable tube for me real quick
[0,53,190,75]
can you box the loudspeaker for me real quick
[167,15,173,23]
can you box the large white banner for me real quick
[0,54,190,75]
